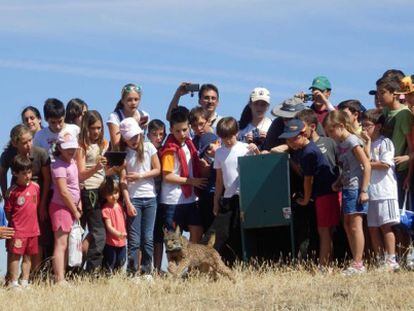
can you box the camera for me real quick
[251,128,263,145]
[185,83,200,97]
[303,94,313,102]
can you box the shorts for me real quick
[49,202,75,233]
[315,192,341,227]
[342,188,368,215]
[368,199,400,227]
[158,202,201,235]
[7,236,39,255]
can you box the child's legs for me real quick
[52,228,69,282]
[139,197,157,273]
[7,253,21,282]
[185,202,203,243]
[381,224,396,256]
[103,244,117,273]
[21,255,32,281]
[115,246,127,271]
[317,227,333,266]
[153,203,165,271]
[127,199,143,274]
[344,214,365,263]
[368,227,384,256]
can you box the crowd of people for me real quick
[0,69,414,288]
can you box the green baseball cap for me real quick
[309,76,332,91]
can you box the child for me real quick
[49,131,82,285]
[206,117,259,264]
[238,87,272,150]
[376,76,413,206]
[338,100,366,134]
[0,124,51,268]
[197,132,221,232]
[76,110,110,272]
[147,119,168,272]
[119,118,161,275]
[107,83,150,150]
[65,98,88,127]
[159,110,207,243]
[101,179,127,274]
[189,107,213,149]
[361,109,400,271]
[34,98,80,155]
[5,155,40,289]
[279,119,340,267]
[324,110,371,275]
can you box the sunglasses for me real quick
[122,84,142,95]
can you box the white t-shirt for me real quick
[214,141,251,198]
[368,136,398,201]
[238,117,272,142]
[160,143,197,205]
[106,109,150,127]
[34,124,80,153]
[210,112,223,132]
[126,142,158,199]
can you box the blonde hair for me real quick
[10,124,32,146]
[323,110,358,136]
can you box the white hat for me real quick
[250,87,270,104]
[120,117,143,141]
[57,131,79,149]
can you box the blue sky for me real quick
[0,0,413,273]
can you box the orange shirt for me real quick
[102,202,126,247]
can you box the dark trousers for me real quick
[203,195,242,265]
[81,189,106,272]
[103,244,126,273]
[199,192,216,232]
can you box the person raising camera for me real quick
[237,87,272,150]
[166,82,222,131]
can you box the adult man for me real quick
[166,82,222,130]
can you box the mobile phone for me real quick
[103,151,127,167]
[185,84,200,93]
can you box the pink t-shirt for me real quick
[102,202,127,247]
[51,158,80,206]
[5,182,40,238]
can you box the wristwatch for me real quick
[361,189,368,193]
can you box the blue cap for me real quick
[198,133,219,157]
[278,119,306,139]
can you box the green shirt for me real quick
[382,105,413,172]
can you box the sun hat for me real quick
[271,97,307,118]
[278,119,306,139]
[120,117,143,141]
[395,75,414,95]
[309,76,332,91]
[250,87,270,104]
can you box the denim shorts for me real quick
[342,188,368,215]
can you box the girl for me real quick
[238,87,272,150]
[76,110,109,272]
[100,178,127,274]
[0,124,50,269]
[65,98,88,127]
[49,131,82,285]
[337,100,366,134]
[21,106,43,134]
[119,118,160,276]
[107,83,150,151]
[323,110,371,275]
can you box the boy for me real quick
[34,98,80,155]
[376,76,413,207]
[159,110,207,243]
[5,155,40,289]
[197,132,221,232]
[205,117,259,264]
[189,106,213,149]
[361,109,400,271]
[337,100,366,134]
[279,119,340,267]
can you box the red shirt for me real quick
[102,202,126,247]
[5,182,40,238]
[311,104,330,124]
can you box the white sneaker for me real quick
[342,263,366,276]
[20,279,30,288]
[383,260,400,272]
[141,274,154,283]
[8,281,22,291]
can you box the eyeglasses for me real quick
[122,84,142,95]
[361,123,375,129]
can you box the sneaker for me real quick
[20,279,30,288]
[342,263,366,276]
[380,260,400,272]
[141,274,154,283]
[8,281,22,291]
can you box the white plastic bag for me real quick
[68,220,84,267]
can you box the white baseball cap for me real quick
[120,117,143,141]
[250,87,270,104]
[57,131,79,149]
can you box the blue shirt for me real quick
[297,141,337,197]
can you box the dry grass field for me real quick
[1,264,413,311]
